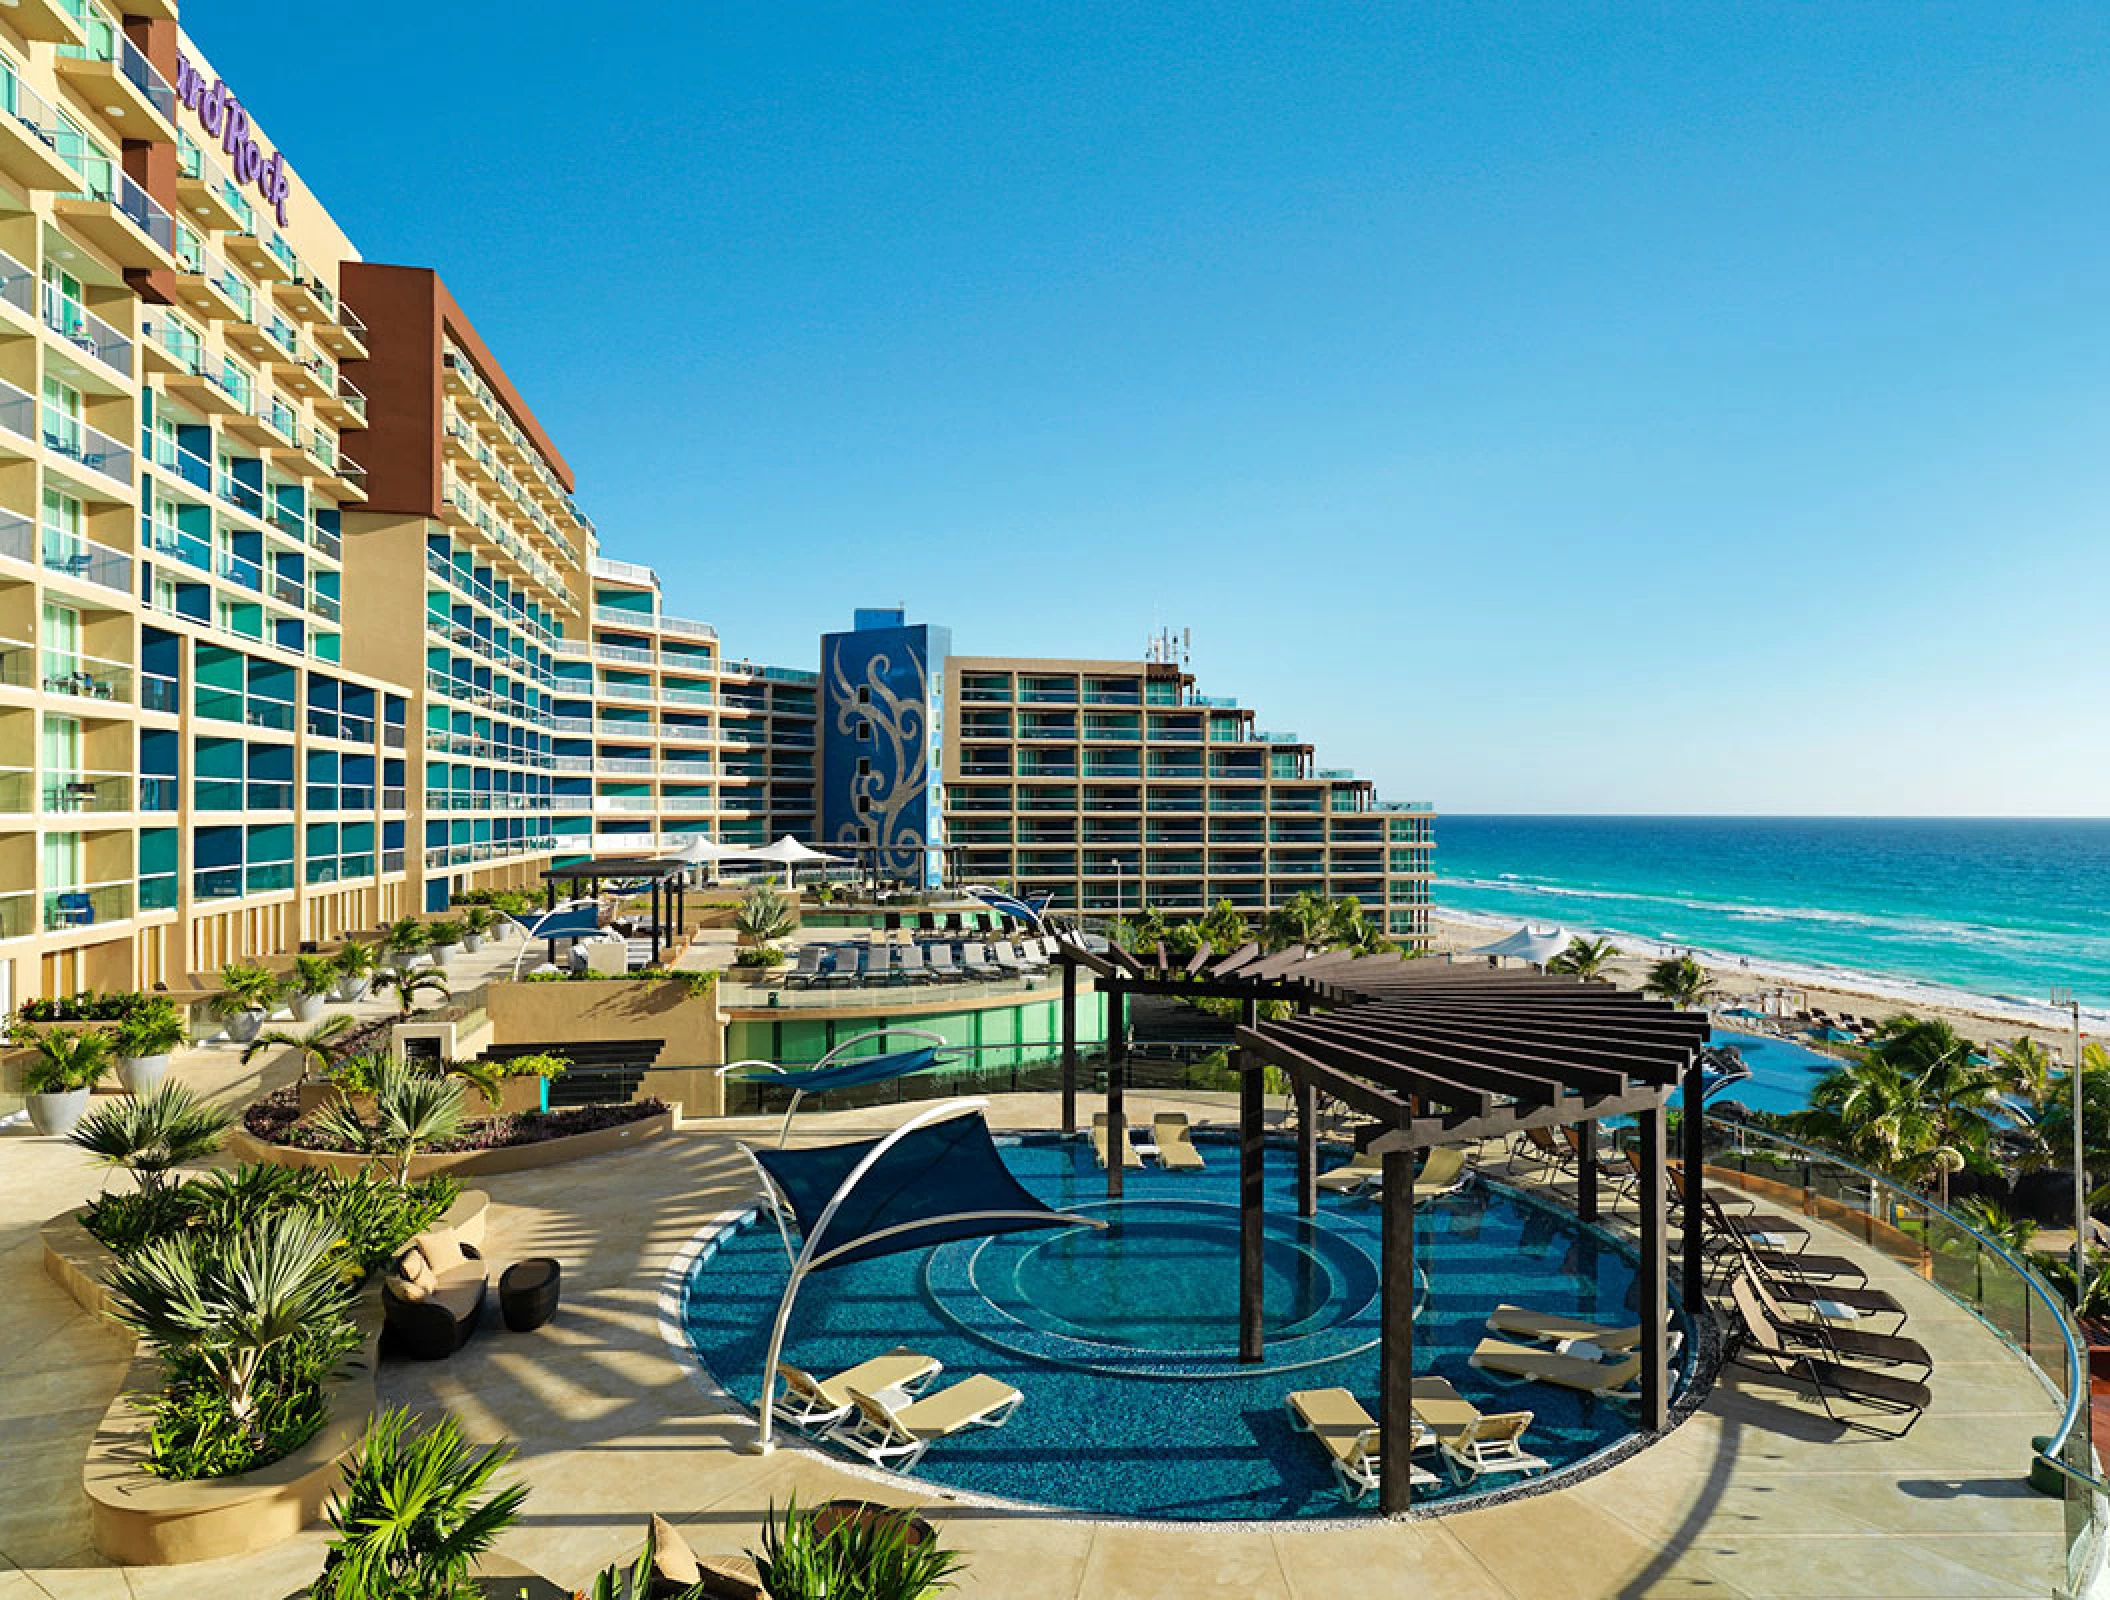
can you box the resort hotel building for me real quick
[0,6,1433,1012]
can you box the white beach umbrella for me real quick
[1470,924,1572,966]
[672,835,754,883]
[744,834,845,887]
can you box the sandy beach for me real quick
[1428,911,2087,1059]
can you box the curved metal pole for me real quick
[808,1208,1104,1271]
[779,1028,954,1147]
[737,1143,798,1264]
[751,1097,992,1454]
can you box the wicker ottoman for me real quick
[499,1257,561,1332]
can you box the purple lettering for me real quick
[174,55,202,111]
[182,65,292,228]
[220,98,248,160]
[199,79,224,137]
[259,151,290,226]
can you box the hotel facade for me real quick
[0,7,1431,1011]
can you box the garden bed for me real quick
[234,1093,674,1178]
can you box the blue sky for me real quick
[208,3,2110,815]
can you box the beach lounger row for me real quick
[1090,1111,1207,1170]
[1724,1270,1930,1435]
[1286,1377,1547,1504]
[1314,1143,1471,1201]
[773,1347,1024,1472]
[781,935,1063,989]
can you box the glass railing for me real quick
[1699,1116,2104,1587]
[0,248,32,320]
[43,880,131,930]
[193,865,242,899]
[138,872,176,912]
[138,774,179,811]
[140,671,179,713]
[62,150,175,254]
[41,646,131,702]
[42,408,132,484]
[43,288,131,376]
[40,524,131,593]
[335,375,367,421]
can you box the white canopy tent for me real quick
[1470,924,1573,966]
[744,834,846,888]
[672,836,755,882]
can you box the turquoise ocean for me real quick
[1435,817,2110,1025]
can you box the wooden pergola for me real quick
[540,855,691,966]
[1056,940,1712,1515]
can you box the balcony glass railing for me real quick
[42,287,130,376]
[41,524,131,593]
[140,671,179,713]
[138,774,179,811]
[42,880,131,931]
[41,646,130,702]
[137,871,176,911]
[58,141,175,255]
[38,770,127,819]
[42,408,132,484]
[0,248,33,321]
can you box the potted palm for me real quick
[290,954,338,1024]
[425,919,466,968]
[110,1000,187,1096]
[20,1025,112,1137]
[211,962,284,1044]
[333,938,378,1002]
[459,904,495,954]
[382,917,429,976]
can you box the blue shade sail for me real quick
[751,1111,1075,1272]
[734,1045,939,1096]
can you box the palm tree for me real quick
[1993,1036,2055,1123]
[240,1012,363,1083]
[1644,955,1711,1010]
[106,1208,353,1426]
[313,1408,529,1600]
[1195,900,1250,954]
[307,1057,467,1185]
[1796,1054,1943,1182]
[1548,936,1618,980]
[1954,1195,2038,1255]
[1869,1016,2005,1205]
[68,1082,236,1196]
[372,967,451,1020]
[1264,892,1329,952]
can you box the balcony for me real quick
[321,372,367,427]
[139,313,203,378]
[41,770,130,813]
[42,408,133,492]
[55,164,177,272]
[57,11,176,135]
[42,879,131,931]
[0,69,81,195]
[316,303,367,359]
[174,132,245,232]
[40,645,131,703]
[224,220,291,284]
[42,289,131,384]
[274,265,336,326]
[40,525,131,594]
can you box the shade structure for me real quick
[517,902,600,941]
[750,1107,1074,1274]
[963,884,1053,929]
[745,834,844,886]
[674,837,753,866]
[1470,924,1573,965]
[732,1045,940,1097]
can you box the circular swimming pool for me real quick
[678,1132,1685,1520]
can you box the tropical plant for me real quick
[734,883,796,945]
[291,954,338,1000]
[20,1024,113,1093]
[1795,1017,2006,1203]
[496,1051,568,1081]
[1643,955,1712,1010]
[312,1408,529,1600]
[2040,1250,2110,1325]
[1993,1036,2056,1124]
[372,966,451,1020]
[1195,899,1250,954]
[111,999,187,1060]
[1953,1195,2039,1255]
[573,1526,710,1600]
[1547,936,1619,980]
[733,945,788,969]
[751,1495,965,1600]
[106,1207,356,1429]
[306,1057,468,1184]
[333,939,379,981]
[212,962,285,1020]
[424,919,466,950]
[1869,1016,2006,1205]
[459,904,495,939]
[241,1012,363,1081]
[2032,1043,2110,1177]
[68,1082,235,1196]
[1263,892,1330,952]
[383,917,430,967]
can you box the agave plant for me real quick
[734,883,796,945]
[240,1012,362,1082]
[372,966,451,1020]
[106,1208,354,1427]
[68,1082,235,1196]
[313,1408,528,1600]
[306,1056,467,1185]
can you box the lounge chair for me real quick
[1091,1112,1143,1169]
[961,944,999,979]
[820,942,865,987]
[1732,1269,1931,1374]
[1691,1186,1810,1252]
[1748,1253,1908,1330]
[925,942,960,981]
[896,943,929,983]
[1520,1125,1573,1176]
[1315,1150,1383,1194]
[773,1347,942,1431]
[991,941,1024,975]
[1469,1337,1644,1400]
[782,945,828,989]
[1153,1112,1206,1171]
[1725,1275,1930,1436]
[1284,1387,1437,1503]
[1355,1145,1472,1201]
[1410,1376,1548,1484]
[1486,1304,1644,1351]
[836,1374,1023,1471]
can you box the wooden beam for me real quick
[1236,1028,1419,1129]
[1379,1145,1416,1515]
[1576,1119,1599,1223]
[1365,1084,1673,1153]
[1281,1015,1588,1100]
[1683,1052,1708,1311]
[1211,940,1262,976]
[1295,1073,1317,1218]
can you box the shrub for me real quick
[110,998,186,1060]
[212,962,285,1020]
[313,1409,528,1600]
[752,1495,965,1600]
[20,1025,113,1093]
[306,1056,469,1185]
[425,919,466,949]
[498,1051,568,1080]
[68,1083,235,1195]
[292,954,339,998]
[733,946,787,969]
[15,990,160,1025]
[734,884,795,944]
[148,1325,342,1479]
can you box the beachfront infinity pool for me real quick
[680,1134,1690,1520]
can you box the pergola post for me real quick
[1576,1119,1599,1224]
[1105,987,1126,1201]
[1059,957,1077,1137]
[1239,1051,1266,1363]
[1379,1144,1416,1515]
[1638,1102,1671,1433]
[1294,1074,1317,1218]
[544,876,556,966]
[1682,1055,1707,1311]
[649,878,663,966]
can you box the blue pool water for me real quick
[681,1135,1681,1520]
[1678,1029,1838,1117]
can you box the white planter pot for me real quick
[462,933,483,954]
[223,1009,265,1045]
[117,1054,170,1097]
[334,975,371,1003]
[27,1088,89,1137]
[433,943,463,966]
[291,992,327,1025]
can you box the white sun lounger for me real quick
[1154,1112,1206,1170]
[1468,1337,1645,1401]
[773,1347,942,1430]
[1285,1387,1438,1503]
[1091,1112,1143,1169]
[1486,1304,1644,1352]
[1411,1375,1549,1484]
[836,1374,1023,1472]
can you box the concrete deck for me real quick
[0,1090,2081,1599]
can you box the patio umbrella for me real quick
[673,835,753,883]
[1469,924,1572,967]
[745,834,844,888]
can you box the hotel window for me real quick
[41,377,82,457]
[173,221,205,276]
[40,485,81,568]
[41,599,79,687]
[52,111,112,194]
[41,261,84,342]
